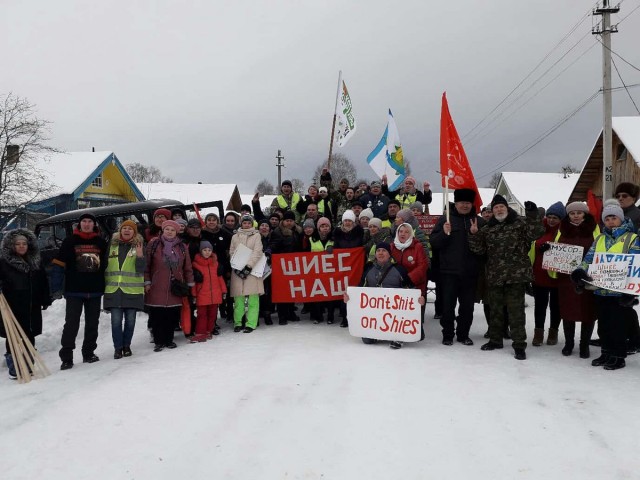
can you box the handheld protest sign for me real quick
[542,242,584,274]
[587,258,631,292]
[346,286,422,342]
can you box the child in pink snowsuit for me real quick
[190,242,227,342]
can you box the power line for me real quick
[476,90,601,180]
[611,56,640,114]
[594,35,640,73]
[461,4,596,141]
[465,29,594,146]
[465,37,598,148]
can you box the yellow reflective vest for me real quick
[105,244,145,294]
[310,237,334,252]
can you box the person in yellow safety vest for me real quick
[571,202,640,371]
[381,200,401,229]
[103,220,146,360]
[317,187,334,224]
[381,174,433,212]
[308,217,335,324]
[271,179,302,223]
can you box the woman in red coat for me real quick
[390,223,428,294]
[554,202,598,358]
[390,223,428,341]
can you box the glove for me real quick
[619,294,639,308]
[326,246,334,254]
[52,291,63,300]
[241,265,252,277]
[570,269,592,287]
[524,201,537,212]
[233,268,248,279]
[539,243,551,253]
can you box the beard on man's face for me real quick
[494,212,508,222]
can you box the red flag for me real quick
[586,189,602,222]
[440,92,483,210]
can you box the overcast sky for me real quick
[2,0,640,195]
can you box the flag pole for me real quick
[327,70,342,170]
[445,176,451,233]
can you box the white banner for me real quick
[346,286,422,342]
[335,79,356,147]
[542,242,584,274]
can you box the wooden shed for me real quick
[569,116,640,202]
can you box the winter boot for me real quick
[591,352,610,367]
[264,313,273,326]
[514,348,527,360]
[83,354,100,363]
[389,341,403,349]
[562,341,574,356]
[480,342,504,351]
[114,349,123,359]
[123,346,133,357]
[327,312,335,324]
[546,328,559,346]
[579,342,590,359]
[603,356,626,370]
[340,318,349,328]
[5,353,17,380]
[532,328,544,346]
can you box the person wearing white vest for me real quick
[104,220,145,359]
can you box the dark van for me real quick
[34,198,224,268]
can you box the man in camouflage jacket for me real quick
[468,194,544,360]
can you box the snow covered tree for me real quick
[125,163,173,183]
[312,153,357,189]
[255,179,275,195]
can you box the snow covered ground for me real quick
[1,298,639,480]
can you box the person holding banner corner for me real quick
[344,242,425,349]
[570,203,640,370]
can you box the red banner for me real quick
[440,92,482,210]
[416,214,441,235]
[271,248,365,303]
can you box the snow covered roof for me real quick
[498,172,578,210]
[136,183,241,211]
[612,116,640,163]
[429,188,496,215]
[239,194,278,213]
[35,151,122,197]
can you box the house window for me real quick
[91,174,103,188]
[616,145,627,162]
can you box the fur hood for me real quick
[0,228,41,272]
[110,232,144,247]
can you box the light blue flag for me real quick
[366,109,405,190]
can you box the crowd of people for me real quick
[1,169,639,378]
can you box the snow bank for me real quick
[1,300,639,479]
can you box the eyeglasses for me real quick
[616,193,630,199]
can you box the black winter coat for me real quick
[0,229,51,339]
[430,203,486,277]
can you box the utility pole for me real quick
[593,0,620,199]
[275,149,285,188]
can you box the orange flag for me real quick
[440,92,482,210]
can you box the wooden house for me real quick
[494,172,579,215]
[569,116,640,202]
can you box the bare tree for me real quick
[255,179,275,195]
[0,93,59,223]
[125,162,173,183]
[313,153,358,189]
[291,178,304,194]
[403,157,412,176]
[487,172,502,188]
[560,164,580,175]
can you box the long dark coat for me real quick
[555,215,598,322]
[0,229,51,340]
